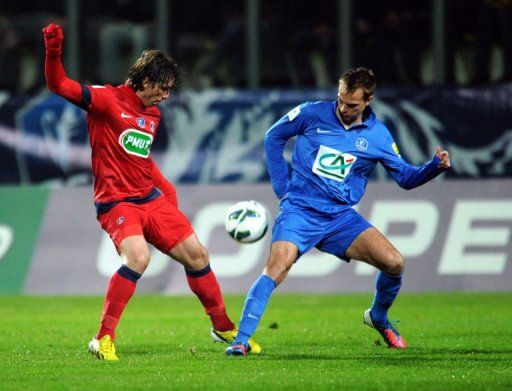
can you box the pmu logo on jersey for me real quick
[312,145,357,182]
[118,129,154,158]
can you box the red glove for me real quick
[42,23,63,57]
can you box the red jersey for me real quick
[85,84,161,203]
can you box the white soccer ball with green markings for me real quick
[225,200,269,243]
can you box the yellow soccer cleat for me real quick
[88,335,119,361]
[210,327,261,354]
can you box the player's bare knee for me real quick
[384,251,404,275]
[265,261,291,284]
[186,246,210,270]
[272,244,297,262]
[124,250,151,274]
[195,246,210,268]
[265,256,294,283]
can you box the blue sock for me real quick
[370,271,402,325]
[236,274,276,345]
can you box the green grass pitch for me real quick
[0,293,511,390]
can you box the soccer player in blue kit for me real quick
[226,67,452,355]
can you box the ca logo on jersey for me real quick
[312,145,357,182]
[118,129,154,158]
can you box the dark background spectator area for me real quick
[0,0,511,93]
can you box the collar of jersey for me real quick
[331,101,376,130]
[118,84,146,110]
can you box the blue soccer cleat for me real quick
[210,327,261,354]
[225,342,249,356]
[364,309,407,349]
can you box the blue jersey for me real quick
[265,100,446,211]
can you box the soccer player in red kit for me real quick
[42,23,260,360]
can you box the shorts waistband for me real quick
[284,193,353,214]
[95,187,161,215]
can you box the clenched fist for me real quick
[42,23,63,57]
[435,146,451,169]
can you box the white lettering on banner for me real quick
[0,224,13,261]
[193,203,265,276]
[92,199,512,279]
[438,201,512,275]
[355,201,439,275]
[96,232,168,277]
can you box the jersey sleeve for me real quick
[45,53,88,109]
[83,85,115,115]
[380,132,446,190]
[150,158,178,207]
[264,102,311,199]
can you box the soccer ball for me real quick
[225,200,269,243]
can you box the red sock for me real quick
[185,264,235,331]
[96,265,141,340]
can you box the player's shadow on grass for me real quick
[427,348,512,356]
[273,347,511,362]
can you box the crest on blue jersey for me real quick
[356,138,368,151]
[137,117,146,128]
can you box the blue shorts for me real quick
[271,198,372,261]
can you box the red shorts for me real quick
[97,195,194,253]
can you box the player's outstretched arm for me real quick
[149,159,178,207]
[381,139,452,190]
[43,24,82,104]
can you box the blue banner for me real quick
[1,85,511,184]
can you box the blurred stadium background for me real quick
[0,0,511,295]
